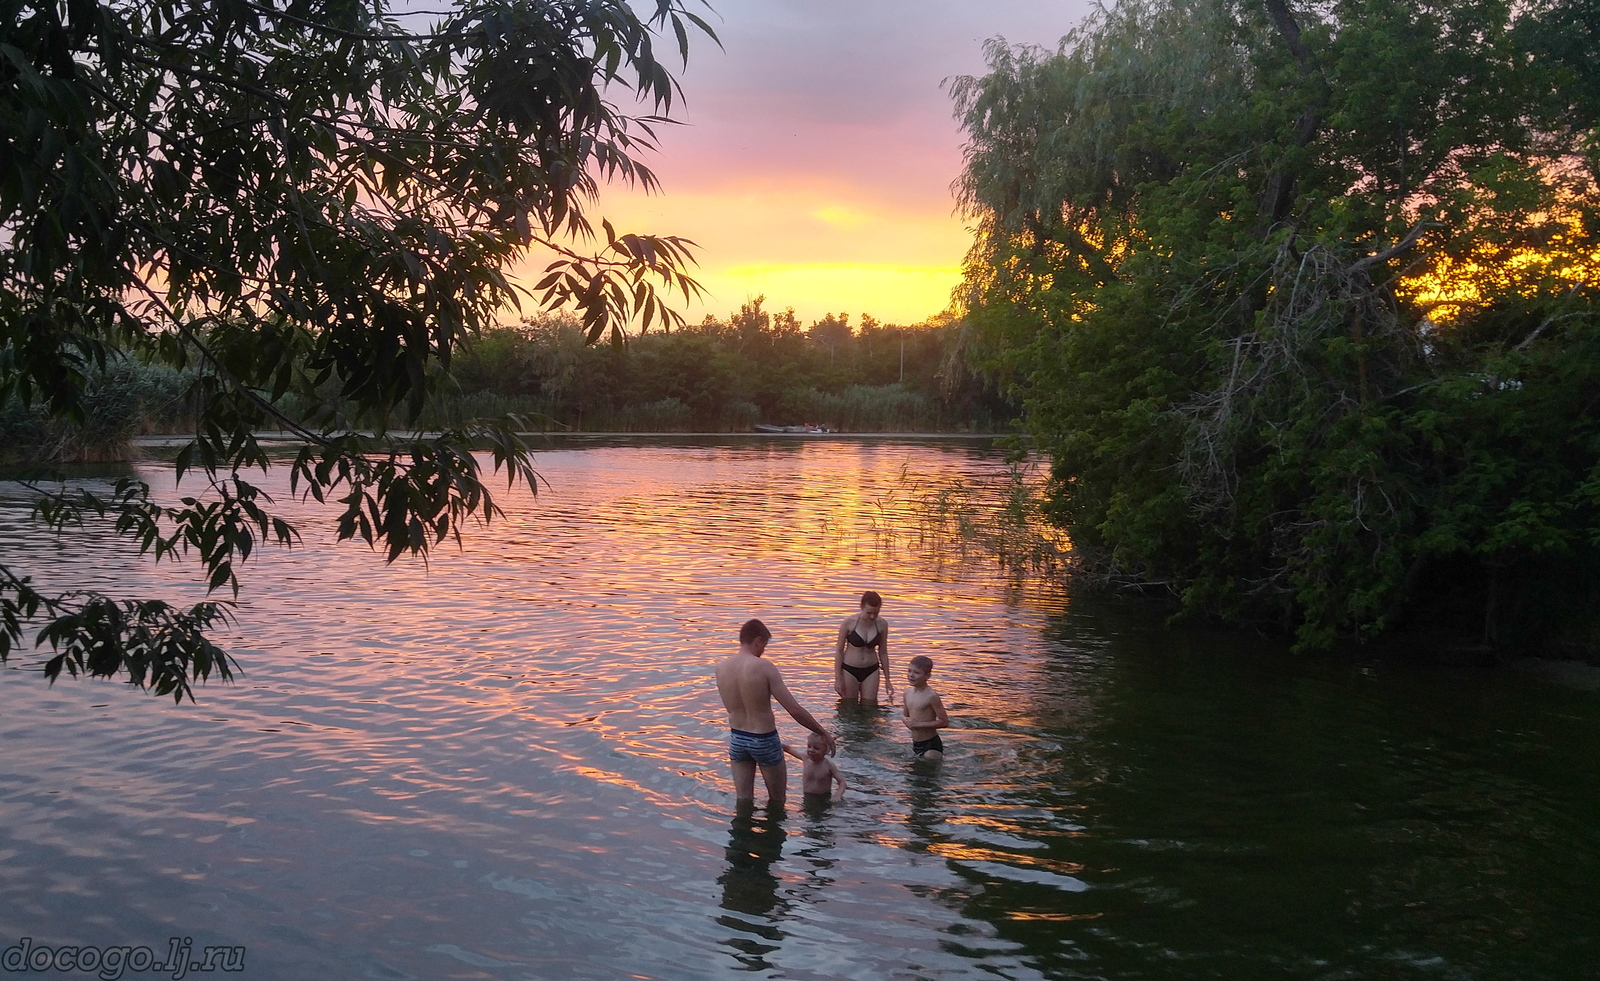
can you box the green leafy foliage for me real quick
[954,0,1600,653]
[0,0,713,697]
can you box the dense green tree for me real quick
[954,0,1600,652]
[0,0,713,698]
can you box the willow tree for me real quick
[0,0,713,698]
[954,0,1600,650]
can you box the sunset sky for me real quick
[511,0,1090,328]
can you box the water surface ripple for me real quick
[2,437,1595,980]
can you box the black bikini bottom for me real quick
[841,662,880,682]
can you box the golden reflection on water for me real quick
[4,438,1083,978]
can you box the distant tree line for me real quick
[435,299,1012,433]
[0,298,1013,464]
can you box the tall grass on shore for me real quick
[797,385,940,434]
[410,381,967,434]
[0,360,200,464]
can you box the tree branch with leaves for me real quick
[0,0,715,699]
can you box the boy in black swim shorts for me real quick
[901,655,949,761]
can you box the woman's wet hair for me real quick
[859,590,883,609]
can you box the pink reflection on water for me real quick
[2,438,1072,979]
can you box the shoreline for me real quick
[127,430,1017,449]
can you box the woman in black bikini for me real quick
[835,590,893,704]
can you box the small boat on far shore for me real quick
[753,423,835,434]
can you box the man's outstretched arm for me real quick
[770,671,837,756]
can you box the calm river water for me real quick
[1,437,1596,980]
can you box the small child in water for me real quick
[784,731,847,799]
[901,655,949,761]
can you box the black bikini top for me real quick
[846,623,884,650]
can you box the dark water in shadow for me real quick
[1,437,1595,979]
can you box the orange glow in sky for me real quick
[586,179,974,324]
[506,0,1087,328]
[1400,206,1600,321]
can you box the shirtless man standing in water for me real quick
[715,619,837,802]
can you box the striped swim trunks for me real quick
[728,728,783,766]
